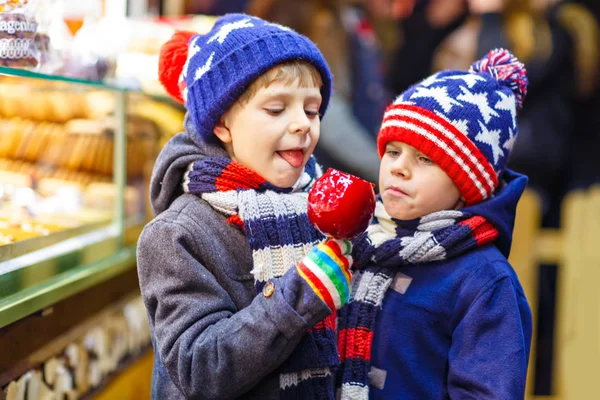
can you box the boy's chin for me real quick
[268,170,303,189]
[382,199,421,221]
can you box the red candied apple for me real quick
[308,169,376,239]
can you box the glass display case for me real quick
[0,66,185,329]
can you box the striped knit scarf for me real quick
[336,200,499,399]
[183,156,339,399]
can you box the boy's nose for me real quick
[391,154,411,179]
[289,110,311,135]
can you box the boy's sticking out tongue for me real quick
[278,150,304,168]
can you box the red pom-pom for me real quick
[159,30,196,104]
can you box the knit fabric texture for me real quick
[377,48,528,205]
[336,199,499,399]
[183,156,341,399]
[177,13,332,142]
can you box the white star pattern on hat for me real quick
[457,86,500,123]
[495,91,517,129]
[194,52,215,81]
[182,36,202,79]
[419,72,444,88]
[475,120,504,165]
[410,86,462,113]
[419,73,486,89]
[450,118,470,135]
[434,110,470,136]
[443,74,487,88]
[207,18,254,44]
[503,127,517,152]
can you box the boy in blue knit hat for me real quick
[137,14,354,399]
[336,49,533,399]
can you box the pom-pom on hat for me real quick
[377,48,528,205]
[159,13,333,142]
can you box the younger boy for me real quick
[137,14,353,399]
[337,49,533,399]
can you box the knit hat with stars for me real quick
[158,13,332,142]
[378,48,528,205]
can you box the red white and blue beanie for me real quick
[158,13,333,141]
[378,48,528,205]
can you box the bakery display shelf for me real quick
[0,69,130,321]
[0,65,179,107]
[0,61,186,328]
[0,243,137,329]
[0,219,112,262]
[0,66,124,92]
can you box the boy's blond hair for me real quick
[237,60,323,105]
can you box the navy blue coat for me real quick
[368,170,533,399]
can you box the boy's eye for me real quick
[418,155,433,164]
[265,108,284,115]
[386,150,400,157]
[305,110,320,118]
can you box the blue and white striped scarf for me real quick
[183,156,339,399]
[336,200,499,399]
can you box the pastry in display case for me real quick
[0,73,183,261]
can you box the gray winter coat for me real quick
[136,119,331,399]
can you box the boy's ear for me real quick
[213,120,232,143]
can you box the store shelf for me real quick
[0,66,124,91]
[0,61,183,328]
[0,65,180,107]
[0,220,112,263]
[0,244,137,329]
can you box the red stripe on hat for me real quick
[379,124,487,204]
[378,104,498,204]
[384,104,495,180]
[382,113,492,190]
[338,327,373,362]
[459,216,499,246]
[382,104,497,186]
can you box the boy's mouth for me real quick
[277,148,305,168]
[387,185,409,197]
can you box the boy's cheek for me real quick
[380,195,404,219]
[379,161,392,186]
